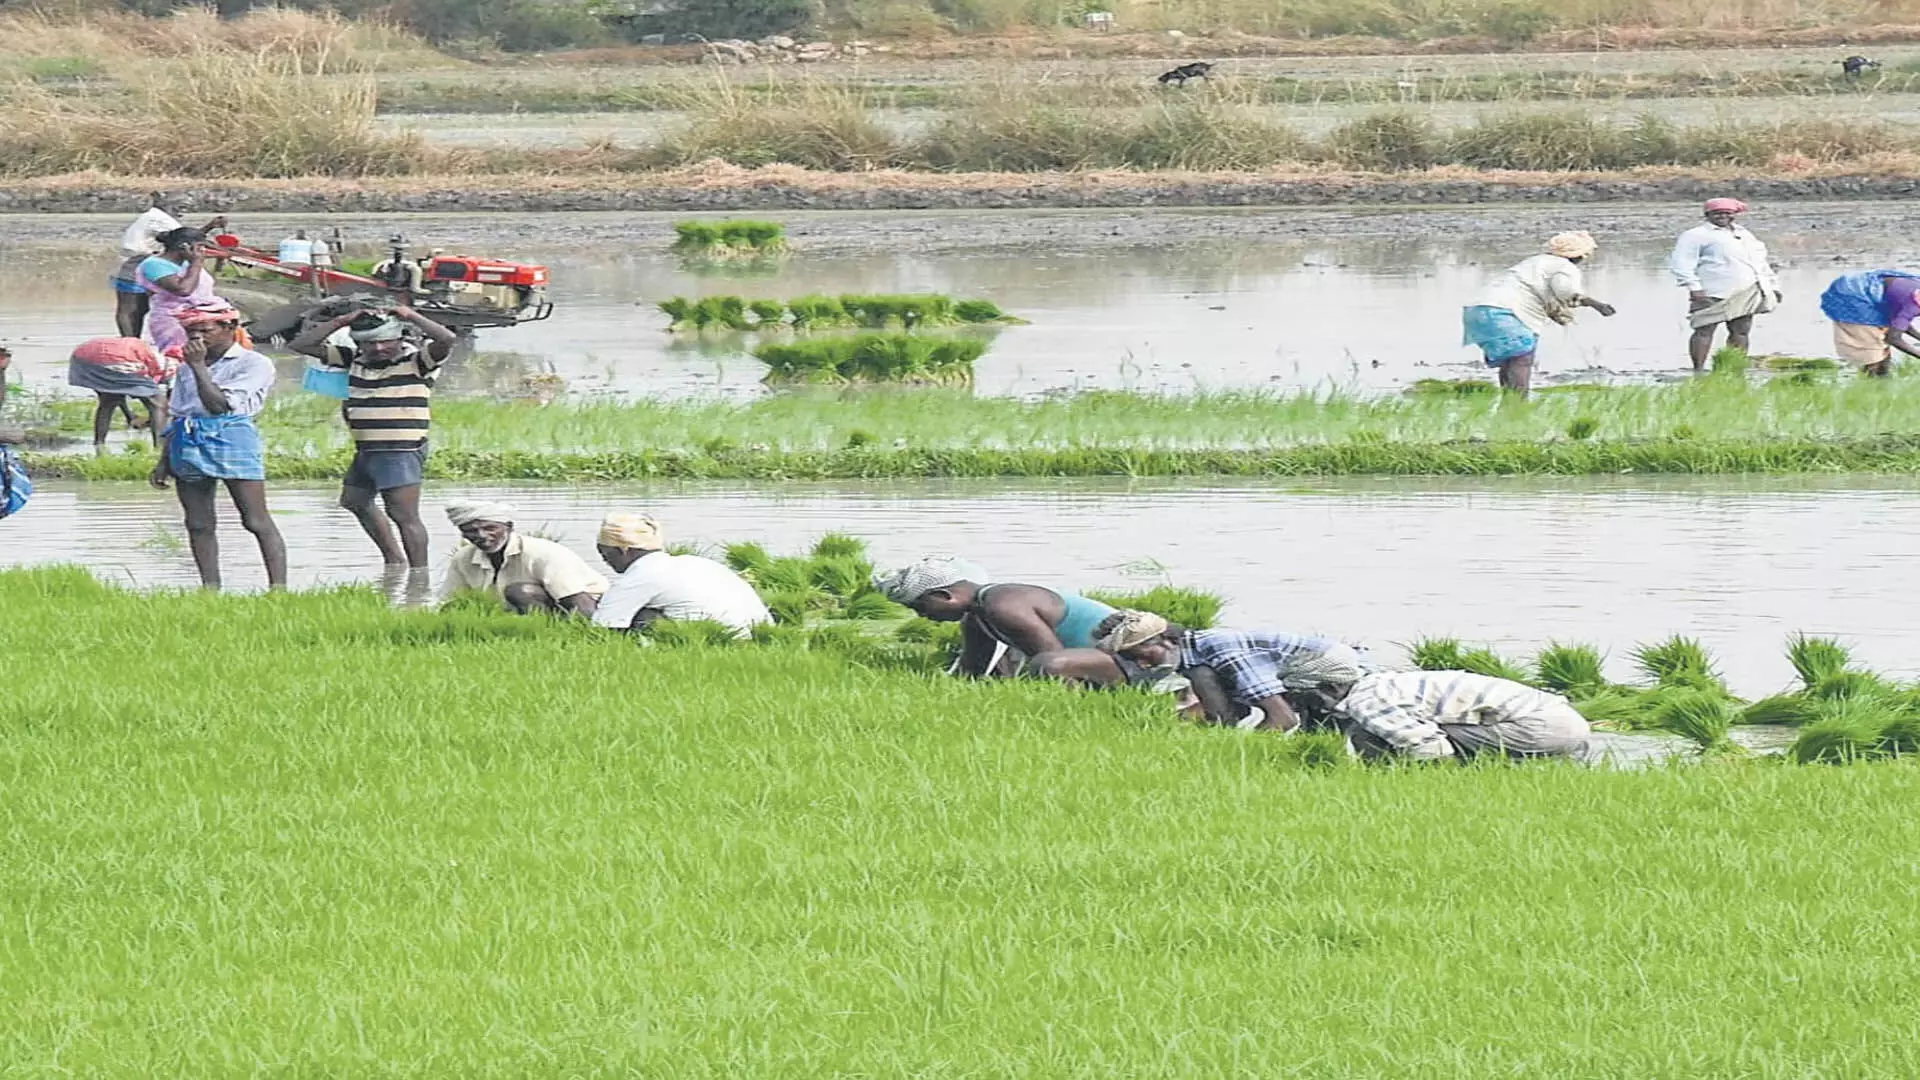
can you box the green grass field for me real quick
[5,568,1920,1074]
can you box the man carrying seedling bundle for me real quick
[873,554,1127,682]
[1669,198,1781,372]
[591,512,771,638]
[1460,231,1616,397]
[1819,268,1920,377]
[1094,610,1365,730]
[291,304,458,571]
[1334,669,1591,762]
[440,499,607,616]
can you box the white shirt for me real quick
[1470,254,1584,334]
[167,346,275,418]
[1668,223,1777,296]
[120,207,181,259]
[592,553,771,637]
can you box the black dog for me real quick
[1156,61,1214,86]
[1840,55,1880,77]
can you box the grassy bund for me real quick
[6,567,1920,1072]
[20,374,1920,480]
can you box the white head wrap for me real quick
[597,512,663,551]
[350,317,406,343]
[446,499,515,527]
[1095,609,1170,654]
[873,555,990,605]
[1544,231,1598,260]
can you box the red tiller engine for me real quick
[423,256,550,313]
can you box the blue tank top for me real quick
[974,587,1116,650]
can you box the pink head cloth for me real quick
[1704,198,1748,214]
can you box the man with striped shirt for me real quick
[1096,609,1366,730]
[292,305,457,569]
[1335,669,1591,762]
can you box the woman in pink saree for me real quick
[137,227,231,356]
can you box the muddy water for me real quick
[6,474,1916,699]
[3,204,1915,401]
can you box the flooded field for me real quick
[2,203,1916,402]
[7,474,1917,698]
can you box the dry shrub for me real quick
[652,80,902,171]
[0,8,439,71]
[1123,100,1311,170]
[0,52,428,177]
[1445,111,1630,170]
[918,102,1132,171]
[1324,111,1441,171]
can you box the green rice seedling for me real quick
[1565,416,1599,441]
[786,294,850,329]
[811,533,868,560]
[1652,689,1734,749]
[762,588,816,627]
[691,295,754,332]
[1875,712,1920,757]
[893,617,962,648]
[1739,694,1820,727]
[657,297,693,328]
[1809,670,1898,701]
[1459,646,1531,683]
[808,555,872,599]
[671,221,719,250]
[1533,642,1607,699]
[754,334,984,386]
[1762,356,1841,372]
[838,592,906,621]
[1786,633,1852,688]
[1084,586,1224,630]
[722,541,774,576]
[1409,637,1467,671]
[838,294,957,330]
[671,220,788,256]
[1570,688,1656,730]
[748,299,787,327]
[1406,379,1499,397]
[755,556,817,593]
[645,619,742,647]
[953,299,1009,324]
[1632,636,1722,691]
[748,620,804,647]
[1709,346,1749,376]
[1274,730,1352,770]
[1791,703,1891,763]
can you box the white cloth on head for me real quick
[446,499,516,527]
[349,317,406,343]
[1668,222,1778,297]
[120,207,181,259]
[1544,231,1597,260]
[1470,254,1586,334]
[592,552,772,637]
[873,555,990,605]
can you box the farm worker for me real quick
[1460,231,1617,397]
[1819,269,1920,377]
[147,303,286,592]
[1095,609,1366,730]
[138,228,249,359]
[1334,669,1591,762]
[290,306,459,571]
[590,513,772,637]
[1669,198,1781,371]
[872,555,1124,682]
[112,193,224,338]
[68,337,176,448]
[439,499,607,616]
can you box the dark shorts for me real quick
[343,443,427,493]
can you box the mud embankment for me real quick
[2,164,1916,215]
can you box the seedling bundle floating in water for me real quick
[670,219,789,257]
[657,293,1019,332]
[754,333,988,385]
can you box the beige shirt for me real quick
[439,533,609,603]
[1470,254,1585,334]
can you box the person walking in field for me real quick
[440,500,608,616]
[1094,609,1366,730]
[68,337,175,450]
[290,305,458,570]
[112,194,224,338]
[1334,669,1591,762]
[1461,231,1616,397]
[590,513,771,637]
[1669,198,1781,371]
[1819,269,1920,377]
[147,303,287,591]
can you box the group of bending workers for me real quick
[1462,200,1920,396]
[871,555,1589,763]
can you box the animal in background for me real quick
[1839,55,1880,77]
[1157,61,1214,86]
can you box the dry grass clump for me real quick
[651,81,901,172]
[0,8,439,72]
[0,52,427,178]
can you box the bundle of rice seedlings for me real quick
[755,557,817,593]
[1459,646,1531,683]
[1709,346,1750,376]
[1409,637,1467,671]
[807,555,872,599]
[1570,688,1656,730]
[894,617,961,647]
[1405,379,1499,397]
[1651,689,1734,749]
[671,220,789,255]
[953,299,1013,324]
[1809,670,1897,701]
[811,533,868,560]
[748,300,787,327]
[722,541,773,575]
[754,334,984,385]
[761,589,817,626]
[1565,416,1599,441]
[645,619,742,647]
[1787,633,1853,688]
[657,297,694,328]
[1790,701,1891,764]
[839,294,956,329]
[749,621,805,647]
[1738,694,1820,726]
[1276,731,1352,770]
[1633,636,1725,692]
[786,295,850,329]
[1533,642,1607,698]
[837,592,906,621]
[1876,712,1920,757]
[1084,586,1224,630]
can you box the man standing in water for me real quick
[148,303,287,591]
[1669,198,1781,371]
[291,305,458,570]
[111,193,224,338]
